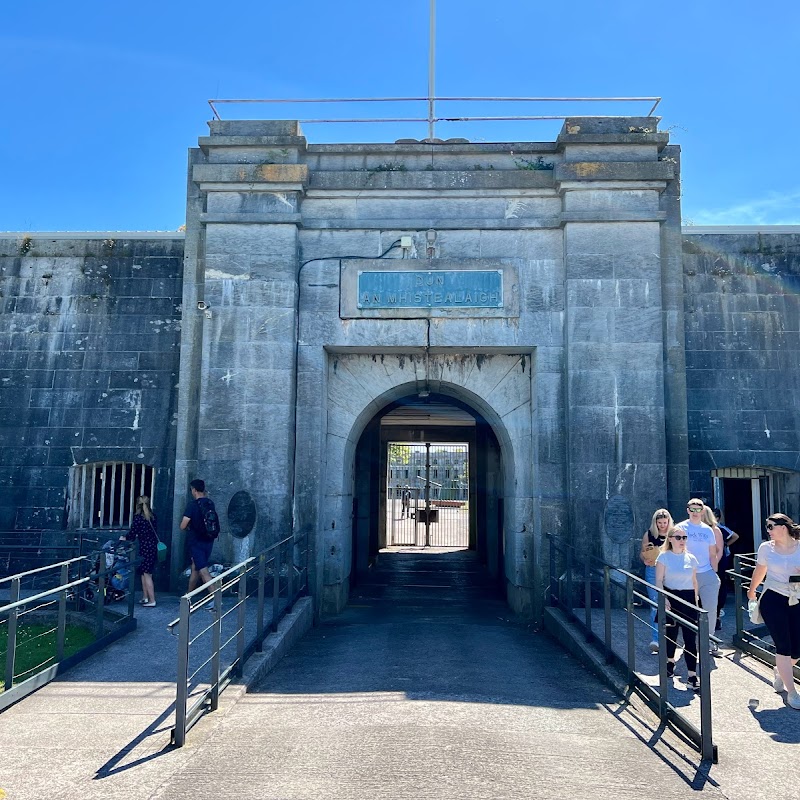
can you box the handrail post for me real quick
[210,585,222,711]
[566,544,574,620]
[127,540,138,619]
[603,565,612,663]
[56,563,69,662]
[548,536,555,606]
[732,555,744,639]
[697,610,714,761]
[173,595,191,747]
[583,559,592,640]
[657,592,667,721]
[272,548,281,632]
[4,577,20,690]
[235,564,247,676]
[286,538,295,606]
[95,564,106,639]
[626,574,635,682]
[256,553,266,652]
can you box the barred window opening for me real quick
[70,462,155,529]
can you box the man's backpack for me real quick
[195,497,221,540]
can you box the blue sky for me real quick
[2,0,798,231]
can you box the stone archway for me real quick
[312,351,535,617]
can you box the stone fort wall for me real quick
[0,234,182,570]
[681,230,800,506]
[0,179,798,587]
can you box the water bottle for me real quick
[748,598,758,616]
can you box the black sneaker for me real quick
[667,661,675,678]
[715,619,722,632]
[687,675,699,692]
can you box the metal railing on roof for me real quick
[208,96,662,135]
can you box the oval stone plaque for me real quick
[604,495,634,544]
[227,491,256,539]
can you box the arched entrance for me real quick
[351,392,504,586]
[313,351,536,618]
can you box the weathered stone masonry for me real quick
[175,116,683,617]
[1,120,799,620]
[0,235,182,566]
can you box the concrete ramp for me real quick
[158,551,721,799]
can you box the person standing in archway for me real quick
[675,499,723,655]
[401,486,411,519]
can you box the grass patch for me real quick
[0,623,96,688]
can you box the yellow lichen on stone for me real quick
[574,162,602,177]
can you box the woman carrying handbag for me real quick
[747,514,800,709]
[123,496,161,607]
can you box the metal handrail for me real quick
[1,542,138,710]
[728,553,800,682]
[208,95,662,125]
[168,532,309,747]
[546,533,716,763]
[0,556,88,586]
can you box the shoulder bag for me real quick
[149,518,168,563]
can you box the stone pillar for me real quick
[556,117,677,567]
[176,120,307,567]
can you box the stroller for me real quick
[84,540,133,605]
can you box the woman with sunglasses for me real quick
[641,509,674,653]
[656,527,701,690]
[676,499,723,655]
[747,514,800,709]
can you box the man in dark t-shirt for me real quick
[180,478,215,591]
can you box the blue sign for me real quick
[357,270,503,309]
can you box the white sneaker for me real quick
[774,668,785,693]
[786,691,800,710]
[709,641,720,656]
[649,641,659,654]
[718,609,725,618]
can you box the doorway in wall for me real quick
[351,392,504,586]
[712,467,800,554]
[386,442,470,548]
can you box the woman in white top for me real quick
[747,513,800,709]
[656,527,701,690]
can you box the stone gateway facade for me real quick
[1,116,798,619]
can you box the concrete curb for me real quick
[543,605,629,696]
[224,596,314,702]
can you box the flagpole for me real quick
[428,0,436,140]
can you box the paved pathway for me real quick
[140,553,731,800]
[0,551,797,800]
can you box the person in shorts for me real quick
[180,479,216,592]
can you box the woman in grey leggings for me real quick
[675,499,722,655]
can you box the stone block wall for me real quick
[0,235,183,562]
[682,231,800,496]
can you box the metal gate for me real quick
[386,443,469,547]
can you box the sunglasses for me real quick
[687,506,703,512]
[670,535,688,540]
[766,521,785,530]
[656,514,669,519]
